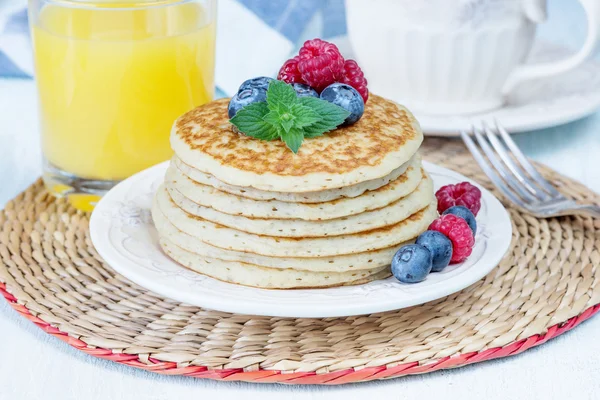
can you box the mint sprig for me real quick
[230,80,350,153]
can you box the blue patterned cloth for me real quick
[0,0,348,96]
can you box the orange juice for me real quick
[30,0,216,183]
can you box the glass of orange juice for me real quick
[28,0,216,211]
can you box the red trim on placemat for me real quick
[1,280,598,385]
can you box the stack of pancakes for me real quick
[152,95,437,289]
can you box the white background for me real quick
[1,1,600,399]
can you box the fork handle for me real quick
[569,204,600,219]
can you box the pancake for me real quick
[167,172,433,237]
[164,157,423,221]
[171,95,423,192]
[173,153,417,204]
[160,238,392,289]
[154,92,435,289]
[153,207,412,272]
[154,186,438,257]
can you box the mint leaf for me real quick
[298,97,349,137]
[299,97,350,126]
[281,127,304,154]
[280,117,295,133]
[288,103,320,129]
[266,80,297,110]
[230,102,279,141]
[263,110,281,127]
[263,102,318,134]
[263,109,295,133]
[268,100,290,116]
[229,80,354,152]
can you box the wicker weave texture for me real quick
[1,139,599,384]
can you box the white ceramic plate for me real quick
[416,43,600,136]
[90,161,512,318]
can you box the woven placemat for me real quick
[1,138,599,384]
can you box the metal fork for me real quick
[461,122,600,219]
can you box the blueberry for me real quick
[292,83,319,98]
[320,83,365,125]
[228,87,267,118]
[391,244,433,284]
[443,205,477,235]
[238,76,274,93]
[416,231,453,272]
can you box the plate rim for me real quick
[418,97,600,136]
[90,161,513,318]
[413,43,600,136]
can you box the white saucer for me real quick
[417,42,600,136]
[89,161,512,318]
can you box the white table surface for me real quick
[2,2,600,399]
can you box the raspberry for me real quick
[429,215,475,264]
[278,39,370,102]
[277,56,305,85]
[297,39,345,92]
[339,60,369,103]
[435,182,482,216]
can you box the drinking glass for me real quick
[28,0,217,211]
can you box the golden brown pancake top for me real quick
[174,95,420,177]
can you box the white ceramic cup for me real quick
[345,0,600,115]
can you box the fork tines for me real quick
[460,122,566,211]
